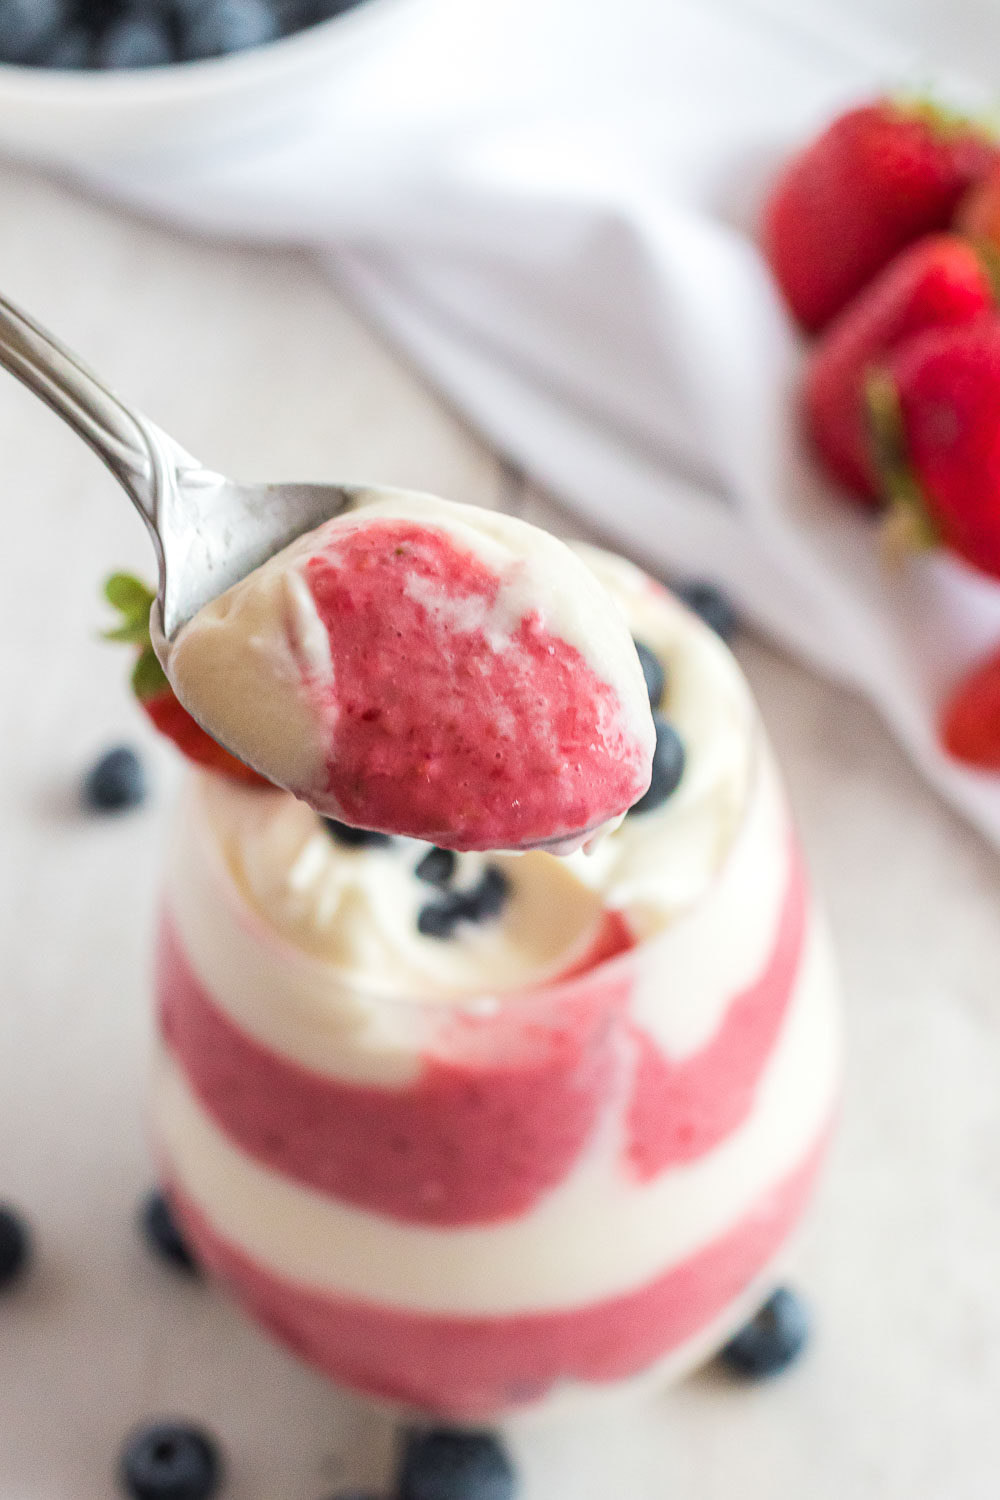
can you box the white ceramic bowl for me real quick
[0,0,420,170]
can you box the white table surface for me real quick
[2,158,1000,1500]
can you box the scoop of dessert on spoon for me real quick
[0,291,654,852]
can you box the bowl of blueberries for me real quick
[0,0,417,165]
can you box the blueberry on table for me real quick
[118,1422,222,1500]
[719,1286,811,1379]
[0,1205,30,1290]
[675,580,739,643]
[95,14,175,67]
[628,712,684,815]
[398,1428,516,1500]
[0,0,66,63]
[140,1190,199,1276]
[323,818,393,849]
[179,0,279,59]
[415,846,457,889]
[83,746,148,812]
[632,638,665,709]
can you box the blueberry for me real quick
[633,639,665,709]
[140,1191,198,1276]
[33,21,90,65]
[719,1286,810,1379]
[418,866,510,940]
[417,891,466,940]
[629,712,684,815]
[95,14,174,67]
[83,746,148,813]
[119,1422,222,1500]
[675,580,738,643]
[179,0,278,59]
[415,847,456,888]
[0,0,66,63]
[322,818,392,849]
[0,1206,30,1290]
[466,866,509,920]
[398,1428,516,1500]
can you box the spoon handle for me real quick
[0,291,164,538]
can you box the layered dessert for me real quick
[158,491,655,852]
[151,543,840,1421]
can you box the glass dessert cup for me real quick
[151,721,840,1423]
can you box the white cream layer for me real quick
[167,777,611,1086]
[154,913,839,1317]
[567,545,755,937]
[161,489,655,844]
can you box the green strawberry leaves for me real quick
[102,572,168,701]
[891,91,1000,147]
[131,647,168,702]
[103,572,155,645]
[865,368,941,552]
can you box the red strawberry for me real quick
[805,235,995,503]
[763,98,998,331]
[955,157,1000,246]
[103,573,270,788]
[940,646,1000,770]
[869,316,1000,578]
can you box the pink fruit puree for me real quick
[628,840,807,1177]
[169,1132,827,1420]
[157,841,802,1227]
[158,916,629,1226]
[302,522,651,849]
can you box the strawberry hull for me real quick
[805,235,994,502]
[884,316,1000,579]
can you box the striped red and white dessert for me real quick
[159,491,655,853]
[152,544,840,1421]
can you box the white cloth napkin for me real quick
[77,0,1000,848]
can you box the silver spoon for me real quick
[0,290,359,641]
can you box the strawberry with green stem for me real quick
[764,96,999,331]
[805,234,997,504]
[103,573,269,787]
[866,316,1000,578]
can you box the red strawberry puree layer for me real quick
[302,522,650,849]
[167,1129,829,1420]
[157,918,632,1226]
[156,839,805,1227]
[628,838,807,1177]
